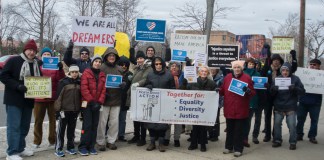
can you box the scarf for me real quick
[19,53,41,80]
[171,70,180,89]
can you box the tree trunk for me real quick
[39,0,45,49]
[204,0,214,44]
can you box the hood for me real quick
[102,47,120,63]
[280,62,292,76]
[271,54,284,65]
[151,57,166,72]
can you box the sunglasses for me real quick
[155,63,162,66]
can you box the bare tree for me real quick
[98,0,110,17]
[268,13,299,38]
[306,21,324,58]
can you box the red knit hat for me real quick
[24,39,38,52]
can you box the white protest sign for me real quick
[275,77,291,90]
[130,88,219,126]
[294,67,324,94]
[184,66,197,83]
[272,37,294,54]
[194,52,207,67]
[170,33,207,59]
[72,16,117,47]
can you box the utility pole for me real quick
[298,0,306,67]
[0,0,2,56]
[204,0,215,44]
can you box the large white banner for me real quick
[130,87,219,126]
[170,33,207,59]
[72,16,117,47]
[294,67,324,94]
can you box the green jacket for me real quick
[244,68,260,109]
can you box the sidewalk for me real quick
[1,108,324,160]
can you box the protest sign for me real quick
[236,34,266,59]
[24,76,52,98]
[130,88,219,126]
[275,77,291,90]
[272,37,294,54]
[72,16,116,47]
[295,67,324,94]
[194,52,207,67]
[170,33,207,59]
[171,49,187,62]
[228,78,248,96]
[135,19,166,43]
[184,66,197,83]
[106,74,123,88]
[94,32,130,58]
[42,57,59,70]
[252,76,268,90]
[207,44,239,68]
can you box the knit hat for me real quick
[271,54,284,65]
[118,56,131,70]
[24,39,37,52]
[231,60,245,69]
[280,62,292,76]
[91,55,103,64]
[80,47,90,55]
[68,65,79,75]
[136,51,146,59]
[41,47,52,56]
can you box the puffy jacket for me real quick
[81,68,106,105]
[54,77,81,111]
[35,67,65,102]
[220,72,256,119]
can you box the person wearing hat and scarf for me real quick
[33,47,65,149]
[96,48,123,151]
[63,41,91,73]
[54,65,81,157]
[78,56,106,156]
[0,39,42,160]
[127,51,153,146]
[220,60,255,157]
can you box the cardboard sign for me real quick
[272,37,294,54]
[171,49,187,62]
[135,18,166,43]
[194,52,207,67]
[42,57,59,70]
[184,66,197,83]
[24,76,52,98]
[72,16,117,47]
[275,77,291,90]
[130,88,219,126]
[170,33,207,59]
[294,67,324,94]
[228,78,248,96]
[207,44,239,68]
[105,74,122,88]
[252,76,268,90]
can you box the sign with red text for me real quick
[130,87,219,126]
[72,16,117,47]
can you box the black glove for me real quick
[264,83,269,89]
[215,88,220,93]
[92,102,102,111]
[57,62,63,70]
[68,40,74,50]
[164,48,171,61]
[146,84,153,91]
[289,84,295,92]
[185,57,192,66]
[37,59,43,66]
[88,100,96,107]
[119,82,127,90]
[17,85,27,93]
[290,50,297,60]
[182,78,188,86]
[242,86,251,94]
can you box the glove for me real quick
[242,86,251,94]
[290,50,297,60]
[57,62,63,70]
[182,78,188,86]
[37,59,43,66]
[17,85,27,93]
[119,82,127,90]
[185,57,192,66]
[131,83,139,90]
[67,40,74,50]
[215,88,220,93]
[128,74,133,81]
[264,83,269,88]
[164,48,171,61]
[289,84,295,92]
[146,84,153,91]
[91,102,102,111]
[88,100,96,107]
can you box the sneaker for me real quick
[188,144,198,150]
[263,136,271,142]
[163,139,170,146]
[19,149,34,157]
[128,136,139,144]
[243,140,250,147]
[234,151,242,157]
[78,148,89,156]
[158,144,166,152]
[55,150,65,157]
[6,154,22,160]
[223,149,234,154]
[66,149,77,155]
[90,148,98,155]
[136,139,146,146]
[252,137,259,144]
[174,140,180,147]
[272,142,282,148]
[309,137,318,144]
[106,143,117,150]
[32,144,40,149]
[200,144,206,152]
[146,144,156,151]
[289,144,296,150]
[97,144,106,151]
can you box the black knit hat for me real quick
[136,51,146,59]
[118,56,130,69]
[271,54,284,65]
[310,59,321,65]
[80,47,90,55]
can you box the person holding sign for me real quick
[78,56,106,156]
[270,62,305,150]
[297,59,322,144]
[33,47,65,149]
[63,41,91,73]
[96,48,123,151]
[0,39,42,160]
[219,60,255,157]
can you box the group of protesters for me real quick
[0,39,322,160]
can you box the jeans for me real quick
[118,110,127,138]
[6,105,33,156]
[273,111,297,144]
[297,103,321,139]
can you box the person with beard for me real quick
[78,56,106,156]
[96,48,123,151]
[63,41,91,73]
[144,57,175,152]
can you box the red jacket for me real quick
[219,72,256,119]
[81,68,106,104]
[35,67,65,102]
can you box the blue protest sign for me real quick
[228,78,248,96]
[135,18,166,43]
[42,57,59,70]
[171,49,187,62]
[252,76,268,90]
[106,74,123,88]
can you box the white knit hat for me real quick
[68,65,79,75]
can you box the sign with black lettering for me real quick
[207,44,239,68]
[24,76,52,98]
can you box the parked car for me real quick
[0,55,18,70]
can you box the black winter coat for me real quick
[63,48,91,73]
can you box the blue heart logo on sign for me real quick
[146,22,156,31]
[112,77,117,82]
[178,51,182,56]
[48,58,53,63]
[258,79,262,83]
[236,82,242,88]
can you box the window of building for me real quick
[222,35,226,41]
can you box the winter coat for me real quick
[35,67,65,102]
[54,77,81,111]
[299,93,323,106]
[63,48,91,73]
[243,68,260,109]
[81,68,106,105]
[219,72,256,119]
[120,70,133,111]
[188,77,216,91]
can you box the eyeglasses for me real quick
[155,63,162,66]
